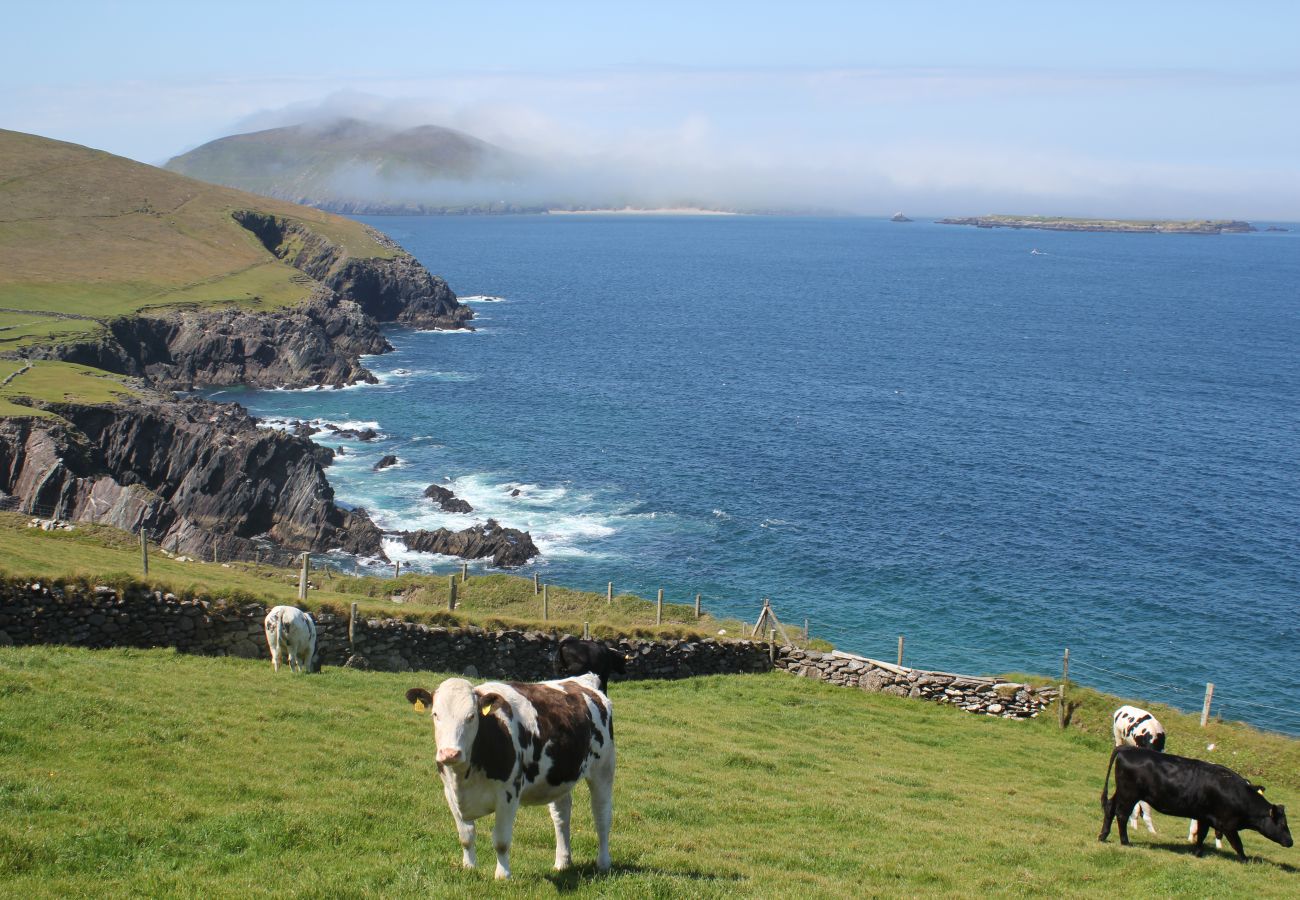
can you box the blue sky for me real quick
[5,1,1299,216]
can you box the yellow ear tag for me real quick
[413,699,427,712]
[1257,786,1266,794]
[481,704,493,716]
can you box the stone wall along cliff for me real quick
[0,580,1056,721]
[776,648,1056,718]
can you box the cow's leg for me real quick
[548,792,573,871]
[588,772,614,871]
[442,782,476,868]
[1223,830,1247,861]
[1192,819,1211,857]
[492,799,519,879]
[1099,793,1116,842]
[1115,797,1137,846]
[1139,801,1157,834]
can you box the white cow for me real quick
[1112,705,1167,834]
[406,672,615,880]
[263,605,318,673]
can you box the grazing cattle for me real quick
[554,637,628,693]
[405,672,615,879]
[263,605,318,673]
[1099,746,1292,859]
[1112,705,1167,834]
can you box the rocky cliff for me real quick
[0,396,385,561]
[32,212,471,390]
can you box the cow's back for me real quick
[508,676,613,805]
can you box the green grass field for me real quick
[1,647,1296,898]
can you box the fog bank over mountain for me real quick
[200,85,1299,218]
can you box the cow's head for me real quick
[610,647,628,675]
[1256,802,1293,848]
[406,679,507,773]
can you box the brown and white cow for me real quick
[1112,704,1166,834]
[405,672,615,880]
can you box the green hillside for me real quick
[164,118,523,206]
[1,647,1296,898]
[0,128,398,353]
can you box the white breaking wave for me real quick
[459,294,506,303]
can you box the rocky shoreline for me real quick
[1,212,539,567]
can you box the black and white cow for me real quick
[1099,746,1292,859]
[405,672,615,879]
[263,605,318,673]
[554,637,628,693]
[1112,705,1166,833]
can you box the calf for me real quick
[1099,746,1292,859]
[554,637,627,693]
[1111,705,1167,834]
[405,672,615,879]
[263,605,318,673]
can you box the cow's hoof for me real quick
[494,870,510,881]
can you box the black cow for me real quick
[554,637,627,693]
[1099,746,1292,859]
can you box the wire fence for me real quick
[4,495,1298,733]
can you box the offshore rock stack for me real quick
[775,648,1057,718]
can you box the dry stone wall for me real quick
[0,580,771,681]
[775,648,1057,718]
[0,580,1055,720]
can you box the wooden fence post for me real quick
[656,589,663,626]
[543,584,549,621]
[140,529,148,576]
[804,618,809,643]
[461,562,468,583]
[769,628,777,663]
[534,572,540,595]
[212,544,219,564]
[583,621,590,639]
[1063,647,1070,683]
[897,634,905,667]
[448,575,457,611]
[394,561,401,579]
[1059,683,1067,729]
[1201,682,1215,727]
[607,582,613,604]
[695,593,701,619]
[298,553,309,601]
[349,602,358,647]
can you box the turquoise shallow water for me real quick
[216,216,1300,733]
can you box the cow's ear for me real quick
[406,687,433,712]
[476,691,509,718]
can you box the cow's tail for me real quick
[1101,745,1119,812]
[269,608,284,651]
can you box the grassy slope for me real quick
[1,647,1296,899]
[0,513,740,639]
[0,128,398,354]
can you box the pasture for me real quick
[1,646,1296,898]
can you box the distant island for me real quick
[938,215,1256,234]
[546,207,738,216]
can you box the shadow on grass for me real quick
[1120,839,1300,873]
[546,861,747,893]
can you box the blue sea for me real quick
[214,216,1300,734]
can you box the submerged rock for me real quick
[374,455,399,471]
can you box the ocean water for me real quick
[216,216,1300,734]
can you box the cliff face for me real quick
[33,293,389,389]
[35,212,470,389]
[0,396,384,560]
